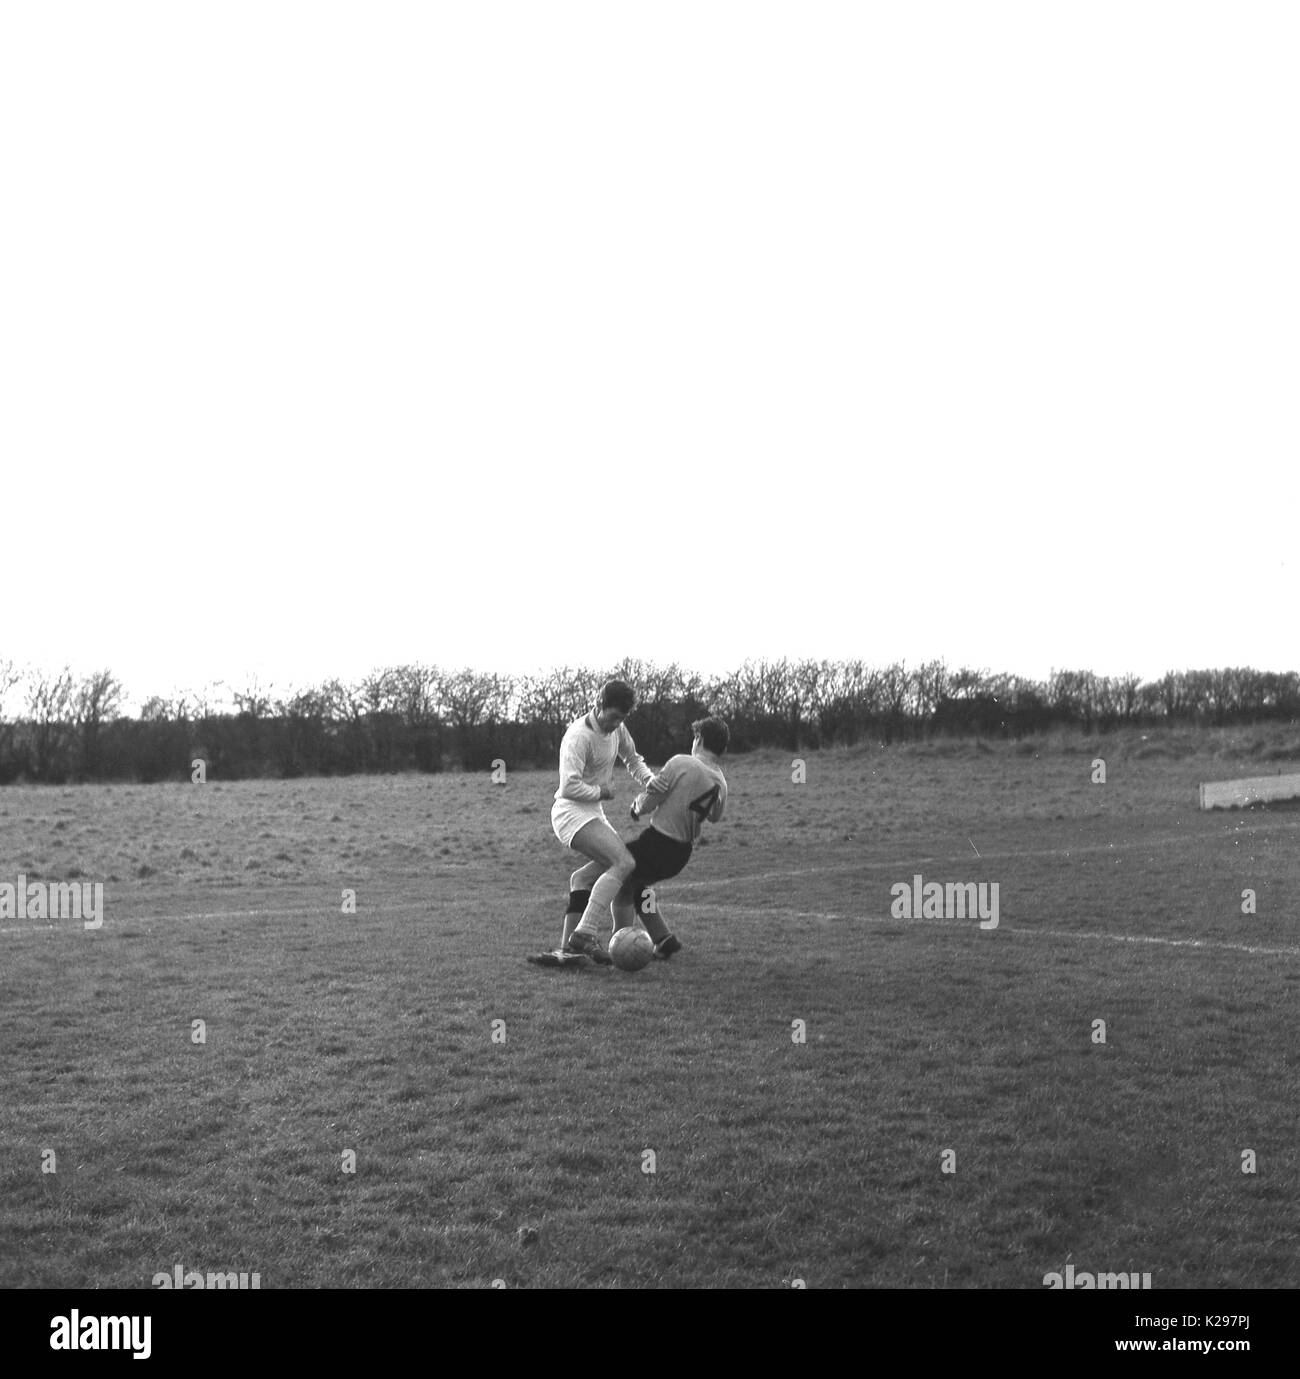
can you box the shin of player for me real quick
[613,879,672,947]
[561,860,603,947]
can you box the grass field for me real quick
[2,727,1298,1289]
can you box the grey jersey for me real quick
[632,753,727,844]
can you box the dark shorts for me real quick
[627,826,692,889]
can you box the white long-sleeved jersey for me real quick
[631,752,727,844]
[554,712,657,803]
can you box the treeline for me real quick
[0,658,1297,784]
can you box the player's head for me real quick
[594,679,636,732]
[691,716,729,757]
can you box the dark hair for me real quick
[599,680,637,715]
[692,716,729,755]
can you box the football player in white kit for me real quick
[528,679,660,966]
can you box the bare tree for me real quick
[878,662,911,742]
[814,659,879,745]
[779,658,829,750]
[275,682,345,776]
[232,676,274,719]
[360,667,398,716]
[1181,669,1215,721]
[1116,672,1142,721]
[440,667,495,737]
[74,668,123,777]
[516,666,595,758]
[1157,671,1183,720]
[180,682,228,720]
[948,666,988,700]
[1047,669,1098,730]
[0,658,20,714]
[1260,671,1300,718]
[519,669,572,732]
[1205,668,1236,726]
[792,659,833,746]
[384,664,443,726]
[26,666,78,781]
[910,659,950,722]
[607,660,695,755]
[140,691,197,723]
[0,659,21,775]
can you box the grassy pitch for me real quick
[1,731,1297,1288]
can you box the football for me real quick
[608,925,655,972]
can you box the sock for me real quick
[560,888,592,947]
[576,871,624,935]
[641,911,671,946]
[632,882,670,944]
[612,893,637,933]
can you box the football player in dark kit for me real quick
[610,715,728,955]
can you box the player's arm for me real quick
[631,761,674,820]
[617,723,661,790]
[709,780,727,823]
[557,734,602,802]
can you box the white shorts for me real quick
[551,798,610,849]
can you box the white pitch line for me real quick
[675,831,1282,891]
[1002,926,1300,958]
[0,902,411,936]
[673,901,1300,958]
[672,823,1300,895]
[5,871,1295,959]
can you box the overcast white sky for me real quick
[3,2,1296,712]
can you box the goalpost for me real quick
[1199,771,1300,810]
